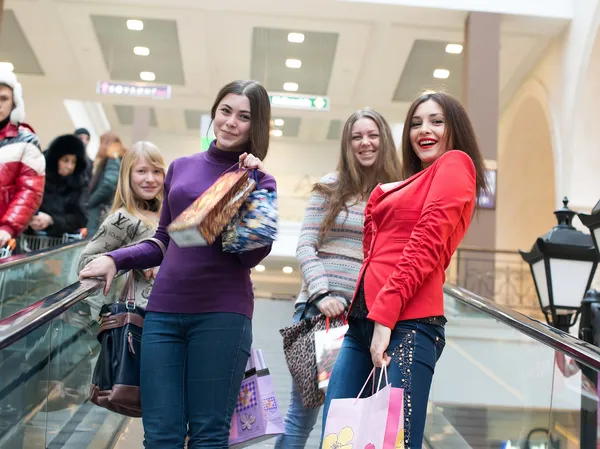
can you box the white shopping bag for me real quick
[314,320,348,391]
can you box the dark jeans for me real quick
[321,318,445,449]
[140,311,252,449]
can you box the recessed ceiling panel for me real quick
[393,40,463,103]
[272,116,301,138]
[251,27,338,96]
[114,105,158,127]
[327,120,342,140]
[0,10,44,75]
[91,15,185,85]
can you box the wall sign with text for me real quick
[96,81,171,100]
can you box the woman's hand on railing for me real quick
[79,255,117,295]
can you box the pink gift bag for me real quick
[322,366,404,449]
[229,349,285,448]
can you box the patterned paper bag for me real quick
[167,169,255,247]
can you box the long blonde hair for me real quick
[313,108,403,240]
[110,141,166,228]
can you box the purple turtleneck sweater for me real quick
[108,141,277,318]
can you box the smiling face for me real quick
[350,118,380,168]
[130,155,165,201]
[213,94,252,151]
[409,99,449,168]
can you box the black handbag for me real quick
[89,237,165,417]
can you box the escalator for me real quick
[0,243,599,448]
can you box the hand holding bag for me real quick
[89,237,166,417]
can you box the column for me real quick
[131,106,150,144]
[461,11,500,249]
[457,13,500,324]
[0,0,4,37]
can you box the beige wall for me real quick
[497,97,557,251]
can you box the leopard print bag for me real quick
[279,314,346,409]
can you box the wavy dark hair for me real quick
[314,108,403,240]
[210,80,271,160]
[401,91,488,201]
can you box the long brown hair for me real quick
[314,108,403,240]
[210,80,271,160]
[110,141,166,228]
[401,91,488,200]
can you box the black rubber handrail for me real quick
[444,283,600,370]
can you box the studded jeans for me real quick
[321,317,445,448]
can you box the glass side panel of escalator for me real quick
[0,275,125,449]
[422,289,599,449]
[0,243,88,320]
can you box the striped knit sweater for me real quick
[295,172,366,308]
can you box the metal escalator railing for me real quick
[426,283,600,448]
[0,243,127,449]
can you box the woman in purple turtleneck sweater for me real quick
[80,80,277,448]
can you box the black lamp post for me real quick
[520,197,600,449]
[519,198,599,332]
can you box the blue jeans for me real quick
[321,318,445,449]
[140,311,252,449]
[273,306,321,449]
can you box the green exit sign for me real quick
[269,93,330,111]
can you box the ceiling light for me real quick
[288,33,305,43]
[433,69,450,79]
[445,44,463,54]
[286,59,302,69]
[255,265,266,272]
[283,266,294,274]
[134,46,150,56]
[271,129,283,137]
[140,71,156,81]
[0,62,14,72]
[274,119,285,127]
[127,19,144,31]
[283,82,298,92]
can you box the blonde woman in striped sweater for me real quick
[275,108,403,448]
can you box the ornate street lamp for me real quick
[578,198,600,256]
[519,198,599,331]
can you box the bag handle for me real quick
[221,162,261,188]
[119,236,167,310]
[355,365,389,403]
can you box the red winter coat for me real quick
[0,122,45,238]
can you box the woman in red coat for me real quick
[321,91,488,449]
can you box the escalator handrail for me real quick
[0,278,105,350]
[0,239,88,269]
[444,283,600,370]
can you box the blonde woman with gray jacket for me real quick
[78,141,166,316]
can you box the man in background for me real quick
[75,127,94,183]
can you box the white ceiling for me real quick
[0,0,568,147]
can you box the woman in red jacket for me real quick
[321,91,488,448]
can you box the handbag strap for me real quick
[118,236,167,310]
[220,163,261,188]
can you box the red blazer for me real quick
[353,150,476,328]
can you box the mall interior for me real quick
[1,0,600,448]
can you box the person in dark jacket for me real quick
[28,134,88,237]
[74,127,94,183]
[86,131,122,236]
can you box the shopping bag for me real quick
[314,320,348,391]
[280,315,346,408]
[221,187,278,253]
[229,348,285,448]
[322,366,404,449]
[167,168,255,247]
